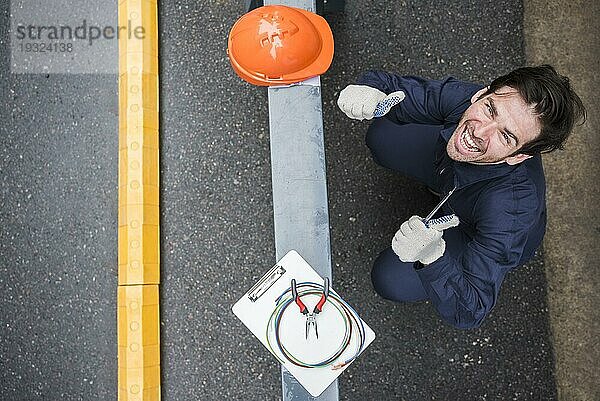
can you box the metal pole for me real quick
[264,1,339,400]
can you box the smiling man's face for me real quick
[446,86,541,165]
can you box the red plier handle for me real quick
[291,279,308,315]
[313,277,329,314]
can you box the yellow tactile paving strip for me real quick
[118,0,160,399]
[118,286,160,400]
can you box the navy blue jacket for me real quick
[358,71,547,329]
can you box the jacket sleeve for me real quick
[414,182,539,329]
[356,71,483,125]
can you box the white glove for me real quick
[337,84,405,120]
[391,214,460,265]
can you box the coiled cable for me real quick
[265,281,366,370]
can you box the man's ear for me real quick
[505,153,532,165]
[471,87,489,104]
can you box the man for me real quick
[337,65,586,329]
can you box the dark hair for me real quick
[481,65,586,155]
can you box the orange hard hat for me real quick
[227,5,334,86]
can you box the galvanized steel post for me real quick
[263,1,338,400]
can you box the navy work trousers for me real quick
[366,117,463,303]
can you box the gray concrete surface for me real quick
[524,2,600,400]
[0,0,573,400]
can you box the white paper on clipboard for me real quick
[232,250,376,397]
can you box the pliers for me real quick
[291,278,330,339]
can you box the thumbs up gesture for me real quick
[337,84,405,120]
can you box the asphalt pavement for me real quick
[1,1,558,400]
